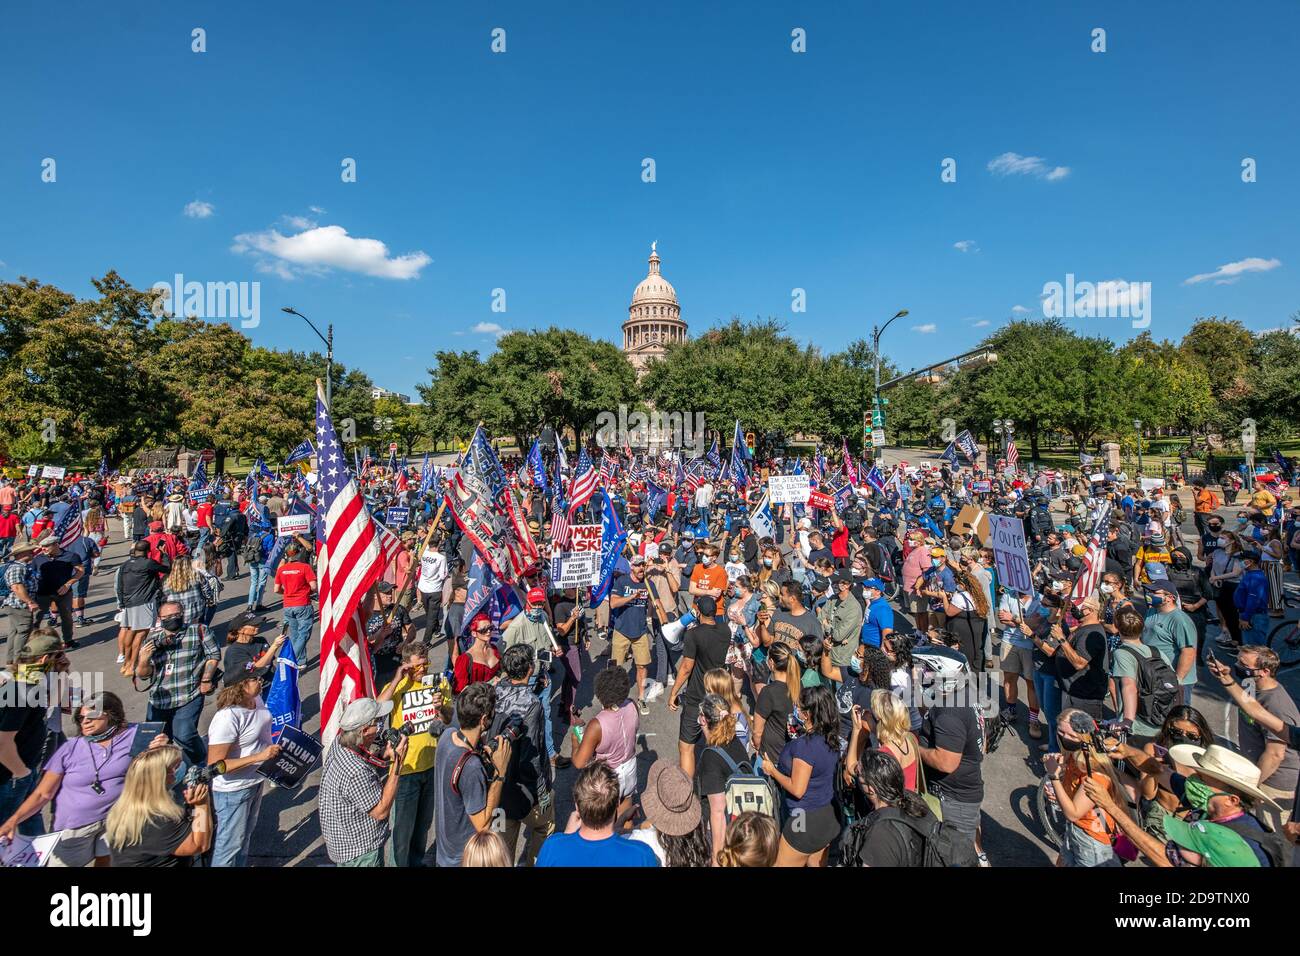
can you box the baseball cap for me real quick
[929,547,946,558]
[695,595,717,616]
[1163,816,1260,868]
[833,570,855,586]
[226,611,264,634]
[863,577,885,592]
[376,580,395,594]
[339,697,394,732]
[630,554,646,567]
[526,586,546,604]
[1148,581,1180,598]
[223,662,270,686]
[18,631,69,661]
[37,534,58,548]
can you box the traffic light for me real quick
[745,432,756,455]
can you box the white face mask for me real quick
[1100,583,1114,595]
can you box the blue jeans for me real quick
[529,668,556,761]
[1033,668,1062,752]
[211,784,265,867]
[0,772,45,838]
[387,769,436,867]
[1063,822,1120,867]
[147,694,207,774]
[284,605,315,661]
[1243,611,1270,646]
[247,563,269,608]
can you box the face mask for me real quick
[729,554,741,563]
[160,614,185,632]
[526,609,546,623]
[763,559,773,569]
[1059,736,1085,752]
[1150,594,1165,608]
[931,558,942,568]
[848,655,863,675]
[1216,537,1228,548]
[1100,583,1114,595]
[85,724,119,743]
[1184,777,1214,813]
[701,556,713,566]
[1232,663,1255,681]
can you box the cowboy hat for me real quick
[1166,743,1283,811]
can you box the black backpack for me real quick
[843,807,980,868]
[241,534,265,564]
[1113,644,1179,727]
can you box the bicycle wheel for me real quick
[1034,774,1066,850]
[1268,619,1300,669]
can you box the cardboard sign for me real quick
[277,514,313,537]
[567,524,603,554]
[41,465,66,479]
[951,505,991,544]
[26,465,39,477]
[550,551,601,587]
[768,474,811,505]
[989,514,1034,594]
[386,507,410,528]
[257,725,321,791]
[807,490,834,511]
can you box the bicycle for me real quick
[1032,726,1140,853]
[1268,618,1300,669]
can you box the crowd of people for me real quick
[1,444,1298,869]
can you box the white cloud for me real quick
[282,215,317,231]
[972,319,991,328]
[987,152,1070,182]
[232,223,431,280]
[953,240,979,254]
[470,321,508,338]
[911,323,937,334]
[1010,304,1031,314]
[308,205,326,215]
[183,200,215,219]
[1183,257,1281,286]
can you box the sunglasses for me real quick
[76,713,107,723]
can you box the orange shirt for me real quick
[689,563,729,595]
[1193,487,1216,514]
[1063,764,1116,845]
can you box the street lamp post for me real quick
[281,307,334,408]
[871,310,908,457]
[1133,419,1143,476]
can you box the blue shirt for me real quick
[535,832,660,867]
[860,596,894,648]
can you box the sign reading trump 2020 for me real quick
[257,726,321,791]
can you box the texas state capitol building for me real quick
[621,243,687,375]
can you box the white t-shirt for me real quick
[627,826,667,865]
[416,549,448,595]
[182,507,199,532]
[208,701,273,792]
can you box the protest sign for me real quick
[550,524,602,587]
[1140,477,1165,492]
[768,474,811,505]
[989,514,1034,594]
[257,725,321,791]
[807,490,834,511]
[27,465,38,477]
[386,506,410,527]
[277,514,313,537]
[0,832,62,868]
[41,465,66,479]
[971,480,991,493]
[951,505,990,544]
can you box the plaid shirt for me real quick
[145,623,221,710]
[2,561,29,609]
[319,740,389,863]
[162,581,216,628]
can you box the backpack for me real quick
[702,745,777,822]
[1112,644,1179,727]
[241,534,265,564]
[843,806,980,867]
[1214,814,1288,868]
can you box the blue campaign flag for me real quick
[643,479,667,522]
[592,489,628,605]
[865,465,886,496]
[832,481,854,514]
[749,491,776,540]
[188,459,207,493]
[728,453,749,489]
[265,637,302,741]
[940,442,960,467]
[387,447,399,472]
[284,440,315,466]
[461,551,494,635]
[255,458,275,480]
[705,436,722,475]
[731,419,751,462]
[526,439,548,494]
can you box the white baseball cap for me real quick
[339,697,394,731]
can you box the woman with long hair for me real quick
[105,745,213,866]
[695,694,753,864]
[1042,709,1127,867]
[206,671,281,867]
[752,641,802,769]
[850,748,941,866]
[869,688,919,791]
[767,684,841,867]
[718,810,779,867]
[629,760,711,867]
[930,564,990,671]
[1208,532,1245,647]
[704,667,750,750]
[82,503,109,558]
[1260,523,1286,618]
[461,830,513,867]
[162,554,216,628]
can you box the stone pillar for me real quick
[1101,442,1120,472]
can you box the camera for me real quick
[376,721,415,749]
[487,714,526,753]
[183,763,219,788]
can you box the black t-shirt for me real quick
[610,573,649,637]
[856,806,933,867]
[835,676,876,743]
[697,737,750,797]
[755,682,793,764]
[552,598,576,649]
[1056,624,1108,701]
[920,706,984,803]
[0,692,48,785]
[33,557,78,597]
[109,812,193,867]
[223,639,270,685]
[681,621,732,706]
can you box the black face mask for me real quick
[160,615,185,633]
[1232,663,1256,681]
[1059,737,1085,752]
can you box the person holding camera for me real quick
[491,644,555,866]
[319,697,408,867]
[206,667,281,867]
[106,745,213,867]
[134,599,221,774]
[433,682,512,867]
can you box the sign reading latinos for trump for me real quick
[768,474,811,505]
[277,514,313,537]
[257,725,321,791]
[550,524,602,587]
[989,514,1034,595]
[41,465,66,479]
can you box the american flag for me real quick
[598,454,616,487]
[1007,440,1020,470]
[550,451,570,548]
[1069,501,1112,606]
[630,455,647,483]
[53,500,83,548]
[568,448,598,514]
[314,382,386,752]
[812,450,826,484]
[842,437,858,484]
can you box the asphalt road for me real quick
[14,498,1299,867]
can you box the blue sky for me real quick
[2,1,1296,397]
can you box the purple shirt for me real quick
[45,725,139,830]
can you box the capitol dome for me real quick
[623,243,687,374]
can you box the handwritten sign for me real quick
[41,465,66,479]
[257,725,321,791]
[567,524,602,554]
[769,474,811,505]
[277,514,313,537]
[989,514,1033,595]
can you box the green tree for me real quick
[419,350,489,448]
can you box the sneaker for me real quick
[63,638,79,650]
[116,653,126,664]
[976,851,991,868]
[637,699,649,717]
[1028,722,1042,739]
[75,616,90,627]
[643,680,665,703]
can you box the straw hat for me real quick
[1166,744,1283,811]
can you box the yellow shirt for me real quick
[387,673,448,775]
[1250,489,1277,511]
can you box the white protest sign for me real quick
[0,831,62,867]
[989,514,1034,595]
[550,524,602,587]
[277,514,313,537]
[41,465,66,479]
[1140,477,1165,492]
[1089,473,1105,483]
[768,474,811,505]
[27,465,39,477]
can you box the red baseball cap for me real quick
[526,586,546,605]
